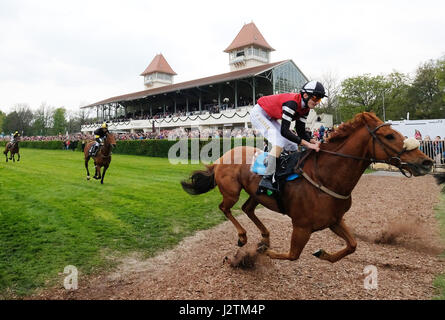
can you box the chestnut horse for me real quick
[4,141,20,162]
[181,112,433,263]
[84,132,116,184]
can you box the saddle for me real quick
[251,149,310,213]
[89,143,102,157]
[251,150,308,183]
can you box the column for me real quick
[252,77,256,105]
[235,80,238,108]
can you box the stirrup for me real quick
[256,175,279,196]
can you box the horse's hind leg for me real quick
[218,184,247,247]
[96,165,102,179]
[85,158,91,180]
[266,226,311,261]
[313,219,357,263]
[242,196,270,248]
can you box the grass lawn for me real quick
[0,148,248,298]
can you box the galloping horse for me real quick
[3,141,20,162]
[84,132,116,184]
[181,112,433,264]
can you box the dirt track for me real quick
[33,174,445,300]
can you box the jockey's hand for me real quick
[304,140,321,152]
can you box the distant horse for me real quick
[84,132,116,184]
[181,112,433,264]
[3,141,20,162]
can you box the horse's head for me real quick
[361,112,433,176]
[106,132,117,149]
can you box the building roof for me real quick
[83,60,289,108]
[224,22,275,53]
[140,53,177,76]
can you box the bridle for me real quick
[318,123,414,178]
[296,122,416,200]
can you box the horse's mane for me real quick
[326,112,380,143]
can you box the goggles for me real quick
[310,95,322,103]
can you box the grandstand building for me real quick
[80,22,309,134]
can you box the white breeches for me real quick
[250,104,299,151]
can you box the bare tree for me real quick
[31,102,54,136]
[315,71,342,123]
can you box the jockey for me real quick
[10,131,20,145]
[90,122,109,156]
[250,80,327,195]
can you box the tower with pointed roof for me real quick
[140,54,177,89]
[224,22,275,71]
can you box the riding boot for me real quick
[256,153,279,195]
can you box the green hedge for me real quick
[0,140,71,150]
[0,138,266,159]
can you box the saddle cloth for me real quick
[250,151,301,182]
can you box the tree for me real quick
[406,59,444,119]
[51,107,67,136]
[2,104,34,135]
[31,103,53,136]
[337,74,388,121]
[0,110,6,135]
[315,71,342,124]
[381,71,411,121]
[436,55,445,107]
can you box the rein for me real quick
[97,134,113,159]
[297,122,414,200]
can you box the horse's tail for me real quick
[181,164,216,195]
[434,172,445,192]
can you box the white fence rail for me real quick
[420,140,445,167]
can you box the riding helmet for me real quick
[301,81,328,98]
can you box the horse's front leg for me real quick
[5,151,8,162]
[266,226,311,260]
[17,152,20,162]
[100,164,109,184]
[12,153,15,162]
[313,219,357,263]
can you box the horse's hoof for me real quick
[237,239,245,247]
[87,176,90,180]
[313,249,324,258]
[256,244,268,254]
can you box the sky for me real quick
[1,0,444,114]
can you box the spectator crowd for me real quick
[414,129,444,166]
